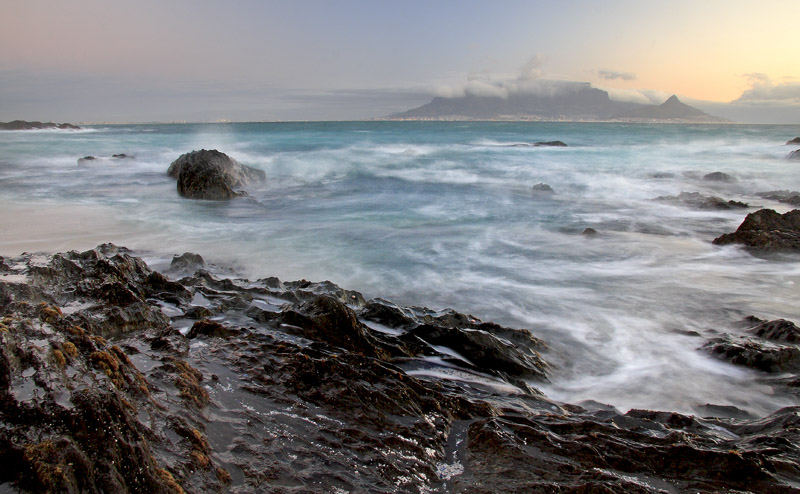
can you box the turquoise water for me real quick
[2,121,800,415]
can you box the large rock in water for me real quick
[167,149,265,200]
[789,149,800,160]
[713,208,800,251]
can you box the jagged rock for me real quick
[170,252,205,272]
[757,190,800,206]
[787,137,800,145]
[703,171,736,182]
[703,336,800,372]
[166,149,265,200]
[656,191,748,210]
[186,319,237,339]
[713,208,800,251]
[747,316,800,343]
[2,245,800,493]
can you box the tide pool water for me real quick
[2,121,799,416]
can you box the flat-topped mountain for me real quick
[390,84,728,123]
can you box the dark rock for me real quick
[703,171,736,182]
[167,149,266,200]
[531,183,554,194]
[787,137,800,145]
[656,191,748,210]
[702,336,800,372]
[757,190,800,206]
[582,227,598,236]
[0,120,80,130]
[77,156,96,165]
[111,153,134,159]
[713,208,800,251]
[186,319,238,339]
[788,149,800,160]
[170,252,205,272]
[749,318,800,343]
[534,140,567,147]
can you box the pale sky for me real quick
[1,0,798,122]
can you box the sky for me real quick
[1,0,799,123]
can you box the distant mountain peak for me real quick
[663,95,681,105]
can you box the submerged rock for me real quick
[167,149,265,200]
[531,183,554,194]
[703,171,736,182]
[789,149,800,160]
[757,190,800,206]
[77,156,96,165]
[534,140,567,147]
[582,227,598,236]
[713,208,800,251]
[111,153,134,159]
[656,191,748,210]
[2,245,800,493]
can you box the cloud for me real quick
[601,87,668,104]
[598,70,637,81]
[432,55,594,100]
[733,74,800,105]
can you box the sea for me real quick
[1,121,799,416]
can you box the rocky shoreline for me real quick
[1,245,799,493]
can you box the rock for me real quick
[748,317,800,343]
[170,252,205,272]
[186,319,238,339]
[789,149,800,160]
[111,153,134,159]
[534,140,567,147]
[531,183,554,194]
[703,336,800,372]
[787,137,800,145]
[713,208,800,251]
[167,149,265,200]
[757,190,800,206]
[656,191,748,210]
[3,245,800,493]
[77,156,96,165]
[703,171,736,182]
[582,227,598,236]
[0,120,80,130]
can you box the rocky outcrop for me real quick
[2,245,800,493]
[166,150,265,200]
[713,209,800,251]
[787,137,800,145]
[656,191,748,210]
[703,316,800,375]
[789,149,800,160]
[758,190,800,206]
[0,120,80,130]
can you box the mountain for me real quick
[614,95,726,122]
[389,84,728,123]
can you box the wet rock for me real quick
[170,252,205,272]
[534,140,567,147]
[703,171,736,182]
[757,190,800,207]
[787,137,800,145]
[582,227,598,236]
[751,318,800,343]
[167,149,265,200]
[531,183,554,194]
[186,319,238,339]
[788,149,800,160]
[656,191,748,210]
[77,156,96,165]
[111,153,133,159]
[713,208,800,251]
[703,336,800,372]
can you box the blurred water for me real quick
[2,121,799,415]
